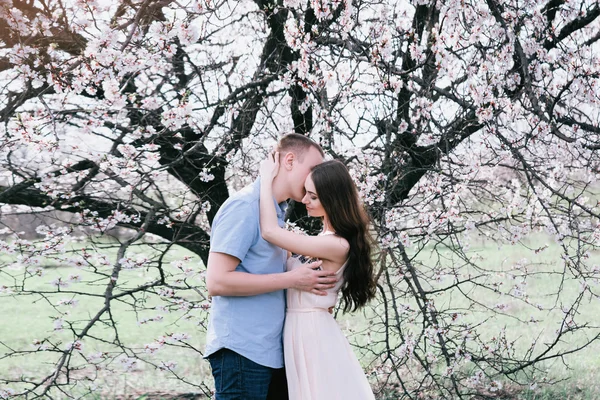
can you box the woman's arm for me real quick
[259,154,348,263]
[259,156,284,243]
[206,251,335,296]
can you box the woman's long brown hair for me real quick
[310,160,377,312]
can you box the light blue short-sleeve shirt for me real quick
[204,179,288,368]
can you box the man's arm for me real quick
[206,252,336,297]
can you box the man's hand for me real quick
[289,260,337,295]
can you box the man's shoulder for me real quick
[229,182,259,202]
[215,183,259,218]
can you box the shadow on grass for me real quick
[374,381,599,400]
[92,394,209,400]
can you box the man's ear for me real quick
[282,152,295,170]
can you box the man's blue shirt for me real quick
[204,179,288,368]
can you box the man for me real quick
[205,133,336,400]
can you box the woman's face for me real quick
[301,174,326,218]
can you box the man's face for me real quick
[288,147,323,202]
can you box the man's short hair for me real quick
[276,133,324,161]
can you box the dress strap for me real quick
[335,259,349,275]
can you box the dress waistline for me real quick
[287,307,328,313]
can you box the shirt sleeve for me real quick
[209,199,258,262]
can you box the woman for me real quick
[260,154,377,400]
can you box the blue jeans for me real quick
[208,348,288,400]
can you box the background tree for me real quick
[1,0,599,398]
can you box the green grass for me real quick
[518,380,600,400]
[2,233,600,399]
[0,237,212,398]
[333,232,600,399]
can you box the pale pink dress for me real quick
[284,244,376,400]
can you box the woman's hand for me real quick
[260,151,280,182]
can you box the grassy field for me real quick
[1,233,600,399]
[336,232,600,399]
[0,239,213,398]
[412,234,600,399]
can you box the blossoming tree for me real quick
[1,0,599,398]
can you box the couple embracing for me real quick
[205,134,377,400]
